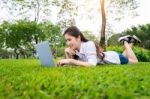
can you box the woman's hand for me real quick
[65,47,77,58]
[65,47,76,55]
[57,59,73,66]
[57,58,95,67]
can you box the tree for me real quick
[0,20,63,59]
[0,0,78,27]
[100,0,106,50]
[0,25,4,49]
[40,21,63,56]
[0,21,11,50]
[55,0,78,29]
[125,24,150,50]
[100,0,139,50]
[0,0,54,22]
[2,21,23,59]
[82,31,99,43]
[108,23,150,50]
[107,33,121,46]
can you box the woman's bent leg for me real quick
[123,41,138,64]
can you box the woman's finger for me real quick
[70,50,76,55]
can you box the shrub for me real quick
[107,46,150,62]
[52,47,65,58]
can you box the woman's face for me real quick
[64,33,81,50]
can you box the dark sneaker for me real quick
[130,35,141,43]
[118,35,132,43]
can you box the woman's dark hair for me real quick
[63,26,88,42]
[63,26,105,60]
[94,43,105,60]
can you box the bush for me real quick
[107,46,150,62]
[0,49,14,59]
[52,47,65,58]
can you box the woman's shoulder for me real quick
[81,41,96,51]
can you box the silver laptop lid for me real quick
[35,41,56,67]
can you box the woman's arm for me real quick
[71,59,96,67]
[58,59,96,67]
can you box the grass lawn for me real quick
[0,59,150,99]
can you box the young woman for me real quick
[57,26,141,67]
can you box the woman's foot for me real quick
[118,35,132,43]
[118,35,141,44]
[130,35,141,43]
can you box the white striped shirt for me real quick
[75,41,98,66]
[75,41,121,65]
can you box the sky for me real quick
[0,0,150,37]
[76,0,150,37]
[113,0,150,31]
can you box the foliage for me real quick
[0,49,14,59]
[82,31,99,43]
[0,0,77,28]
[107,33,121,46]
[107,46,150,62]
[55,0,78,29]
[54,47,65,58]
[108,23,150,50]
[0,20,62,59]
[124,24,150,50]
[0,59,150,98]
[0,24,4,49]
[107,0,139,21]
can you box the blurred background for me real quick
[0,0,149,61]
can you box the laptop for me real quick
[35,41,56,67]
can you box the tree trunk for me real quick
[100,0,106,50]
[14,48,19,59]
[34,35,38,44]
[34,0,40,22]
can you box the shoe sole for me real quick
[133,35,141,43]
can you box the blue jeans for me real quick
[118,53,129,64]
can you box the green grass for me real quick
[0,59,150,99]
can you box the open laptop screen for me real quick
[35,41,56,67]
